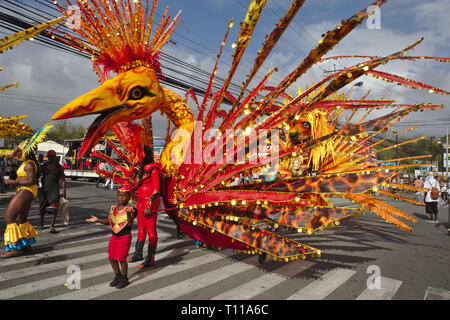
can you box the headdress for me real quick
[54,0,181,79]
[117,185,133,193]
[17,123,53,160]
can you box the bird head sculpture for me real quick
[52,66,165,157]
[51,0,194,174]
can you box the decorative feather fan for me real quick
[18,123,53,160]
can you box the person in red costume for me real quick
[127,146,162,269]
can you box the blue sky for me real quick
[1,0,449,137]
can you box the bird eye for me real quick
[302,121,311,128]
[129,86,145,100]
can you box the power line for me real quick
[0,10,244,101]
[40,0,283,85]
[0,94,64,105]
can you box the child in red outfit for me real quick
[86,189,136,289]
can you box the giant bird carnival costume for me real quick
[50,0,449,263]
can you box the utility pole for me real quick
[395,132,398,166]
[430,136,433,172]
[447,127,450,236]
[446,127,448,177]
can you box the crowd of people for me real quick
[0,156,21,193]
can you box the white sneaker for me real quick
[434,220,439,223]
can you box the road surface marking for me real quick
[423,287,450,300]
[287,268,356,300]
[131,257,256,300]
[211,261,316,300]
[211,272,286,300]
[356,276,402,300]
[50,249,222,300]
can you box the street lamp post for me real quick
[437,140,442,173]
[430,136,435,172]
[395,131,398,166]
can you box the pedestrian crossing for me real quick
[0,215,449,300]
[356,277,403,300]
[287,269,357,300]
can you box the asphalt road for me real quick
[0,181,449,301]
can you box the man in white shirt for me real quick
[423,172,440,223]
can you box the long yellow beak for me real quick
[51,66,163,159]
[52,80,122,120]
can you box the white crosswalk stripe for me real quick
[356,277,403,300]
[131,257,256,300]
[0,240,108,268]
[287,269,357,300]
[211,260,316,300]
[211,272,286,300]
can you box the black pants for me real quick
[425,201,438,215]
[39,188,60,214]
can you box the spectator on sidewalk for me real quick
[424,172,440,223]
[413,176,425,203]
[4,157,18,191]
[103,162,114,190]
[96,162,106,188]
[414,176,424,188]
[38,150,66,233]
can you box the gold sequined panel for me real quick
[109,206,129,234]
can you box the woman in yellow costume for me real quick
[0,124,52,258]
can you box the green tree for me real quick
[374,134,445,174]
[47,120,85,144]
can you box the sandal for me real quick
[0,249,21,258]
